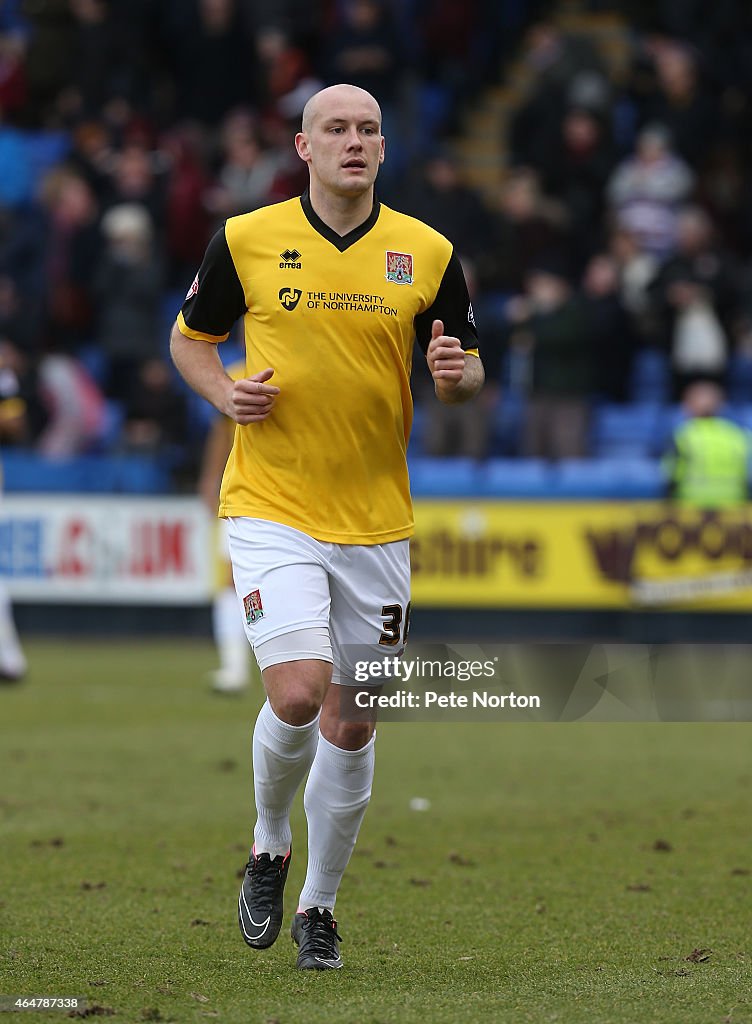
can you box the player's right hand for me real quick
[228,367,280,424]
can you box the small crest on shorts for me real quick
[185,273,199,300]
[243,589,264,624]
[385,251,413,285]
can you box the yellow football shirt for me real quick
[178,192,479,544]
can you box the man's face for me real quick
[296,93,385,197]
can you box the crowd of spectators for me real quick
[0,0,533,480]
[1,0,752,476]
[407,0,752,460]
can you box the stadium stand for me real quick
[1,0,751,498]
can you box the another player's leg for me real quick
[0,583,26,682]
[210,585,250,693]
[209,521,250,694]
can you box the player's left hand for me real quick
[426,319,465,387]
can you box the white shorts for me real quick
[226,517,411,685]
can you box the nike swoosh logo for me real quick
[239,891,271,939]
[314,956,342,968]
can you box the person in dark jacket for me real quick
[507,263,592,458]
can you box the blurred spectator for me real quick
[94,203,163,400]
[206,112,279,219]
[417,0,478,98]
[0,338,28,445]
[662,380,751,507]
[65,0,124,119]
[609,226,658,338]
[67,119,115,199]
[20,0,77,121]
[698,144,749,256]
[0,338,26,682]
[507,264,592,459]
[122,357,188,454]
[607,122,693,261]
[262,109,311,203]
[581,252,636,403]
[162,126,213,285]
[325,0,401,106]
[1,184,48,352]
[0,0,28,117]
[255,25,312,114]
[36,351,106,457]
[644,39,717,168]
[0,338,44,442]
[400,151,490,263]
[0,335,105,455]
[539,106,615,273]
[102,141,166,231]
[166,0,253,124]
[509,22,606,170]
[648,206,739,396]
[483,169,570,295]
[38,167,101,352]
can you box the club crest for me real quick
[385,251,413,286]
[243,589,264,624]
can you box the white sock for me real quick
[252,700,320,858]
[0,585,25,678]
[213,587,249,682]
[298,732,375,912]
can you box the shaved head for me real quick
[301,84,382,135]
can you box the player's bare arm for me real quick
[169,321,280,425]
[426,318,485,404]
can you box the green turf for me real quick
[1,640,750,1024]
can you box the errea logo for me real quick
[280,248,302,269]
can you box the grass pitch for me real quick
[1,639,750,1024]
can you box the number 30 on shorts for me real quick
[379,602,411,646]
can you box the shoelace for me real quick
[245,854,285,904]
[300,909,343,954]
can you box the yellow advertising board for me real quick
[411,501,752,610]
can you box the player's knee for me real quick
[321,717,374,751]
[272,682,324,726]
[264,657,331,726]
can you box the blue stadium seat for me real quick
[480,458,553,498]
[408,457,480,496]
[727,354,752,405]
[2,452,169,494]
[489,389,525,456]
[654,404,686,452]
[591,403,661,458]
[554,457,664,499]
[111,456,169,494]
[630,349,670,404]
[407,404,425,457]
[730,404,752,433]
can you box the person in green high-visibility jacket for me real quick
[662,381,752,507]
